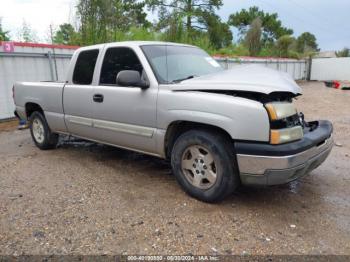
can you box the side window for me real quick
[73,49,99,85]
[100,47,143,85]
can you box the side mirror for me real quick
[116,70,149,89]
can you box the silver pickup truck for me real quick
[14,41,333,202]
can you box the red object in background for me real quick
[12,41,79,49]
[1,41,15,52]
[333,81,341,89]
[1,41,79,51]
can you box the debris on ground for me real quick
[18,119,29,130]
[8,193,23,200]
[211,247,218,253]
[324,81,341,89]
[325,80,350,90]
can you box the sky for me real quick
[0,0,349,51]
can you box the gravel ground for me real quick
[0,82,349,256]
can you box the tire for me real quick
[29,111,59,150]
[171,129,240,203]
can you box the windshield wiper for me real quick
[172,75,196,83]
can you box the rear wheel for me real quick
[171,129,240,202]
[29,111,58,150]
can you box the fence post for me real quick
[47,51,55,81]
[306,56,312,81]
[293,61,296,79]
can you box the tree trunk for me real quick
[186,0,192,40]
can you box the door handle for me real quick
[93,94,104,103]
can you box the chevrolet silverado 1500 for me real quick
[14,41,333,202]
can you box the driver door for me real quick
[90,46,158,154]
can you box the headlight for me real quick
[265,102,303,144]
[270,126,303,144]
[265,102,297,120]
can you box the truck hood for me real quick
[172,65,302,95]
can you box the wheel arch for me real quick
[25,102,44,119]
[164,120,234,160]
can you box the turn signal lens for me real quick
[270,130,281,144]
[265,104,278,120]
[270,126,303,144]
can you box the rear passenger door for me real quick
[63,49,100,138]
[91,46,158,154]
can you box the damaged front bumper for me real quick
[235,120,333,186]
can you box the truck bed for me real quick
[14,81,67,132]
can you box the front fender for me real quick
[157,90,270,142]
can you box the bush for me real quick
[114,27,160,42]
[212,44,249,57]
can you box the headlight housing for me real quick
[265,102,303,144]
[265,102,297,120]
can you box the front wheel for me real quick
[171,129,240,202]
[29,111,58,150]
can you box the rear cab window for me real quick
[73,49,99,85]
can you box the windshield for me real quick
[141,45,223,84]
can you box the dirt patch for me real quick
[0,82,349,255]
[0,119,18,132]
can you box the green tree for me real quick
[160,13,186,42]
[53,23,78,45]
[296,32,318,53]
[146,0,226,42]
[115,26,160,41]
[199,12,232,49]
[0,18,10,41]
[276,35,295,57]
[228,6,293,43]
[18,20,38,42]
[336,47,349,57]
[147,0,223,32]
[77,0,150,45]
[124,0,151,28]
[244,17,262,56]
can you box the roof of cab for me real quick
[76,41,196,51]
